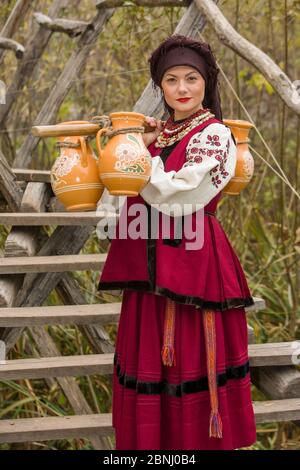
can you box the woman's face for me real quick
[161,65,206,120]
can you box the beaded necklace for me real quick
[155,107,215,148]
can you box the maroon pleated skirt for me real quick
[112,289,257,450]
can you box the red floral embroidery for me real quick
[184,152,203,166]
[206,134,221,146]
[184,129,232,189]
[209,140,230,188]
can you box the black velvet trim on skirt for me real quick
[98,280,255,312]
[114,352,250,397]
[97,203,255,312]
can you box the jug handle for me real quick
[78,136,87,168]
[96,128,108,160]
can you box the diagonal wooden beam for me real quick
[56,274,116,355]
[0,149,23,211]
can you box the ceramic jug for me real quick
[50,120,104,211]
[96,112,152,196]
[222,119,254,195]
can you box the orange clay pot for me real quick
[50,121,104,211]
[222,119,255,195]
[96,112,152,196]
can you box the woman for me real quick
[98,35,257,450]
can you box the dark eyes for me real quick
[167,77,197,82]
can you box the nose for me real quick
[177,80,189,93]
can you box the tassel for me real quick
[203,309,223,439]
[161,297,176,367]
[209,410,223,438]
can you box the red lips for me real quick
[176,98,191,102]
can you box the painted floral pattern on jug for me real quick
[242,150,254,179]
[114,134,151,174]
[51,150,80,187]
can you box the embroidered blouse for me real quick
[139,122,236,216]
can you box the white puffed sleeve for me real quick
[140,122,237,216]
[97,187,126,215]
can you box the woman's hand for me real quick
[142,116,164,148]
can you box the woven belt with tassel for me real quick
[161,297,223,439]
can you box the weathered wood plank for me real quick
[248,342,300,367]
[0,341,298,380]
[0,253,106,274]
[1,398,300,443]
[251,366,300,400]
[254,398,300,424]
[0,298,264,327]
[0,211,118,226]
[0,413,113,443]
[12,169,51,183]
[0,302,121,326]
[0,353,114,380]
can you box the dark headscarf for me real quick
[148,34,223,121]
